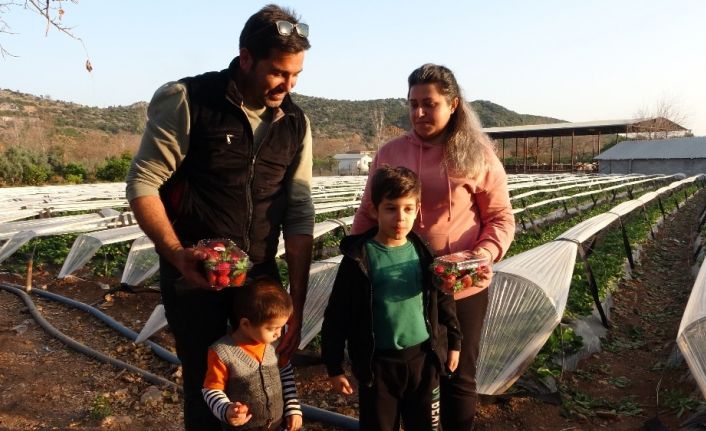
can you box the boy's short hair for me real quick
[232,276,293,325]
[369,165,421,208]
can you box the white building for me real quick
[332,152,373,175]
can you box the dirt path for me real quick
[1,189,705,430]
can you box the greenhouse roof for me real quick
[594,137,706,160]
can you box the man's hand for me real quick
[165,246,212,290]
[225,402,251,427]
[329,374,355,395]
[276,316,302,366]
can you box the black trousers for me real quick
[358,343,441,431]
[440,289,489,431]
[160,257,279,431]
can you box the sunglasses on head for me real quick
[275,20,309,38]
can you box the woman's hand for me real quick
[472,247,494,289]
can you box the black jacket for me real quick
[321,228,463,387]
[159,57,307,265]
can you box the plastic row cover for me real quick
[477,175,703,394]
[678,240,706,399]
[58,225,146,278]
[0,209,122,264]
[477,240,578,395]
[511,174,664,201]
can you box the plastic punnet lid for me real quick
[435,250,489,271]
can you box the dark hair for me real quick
[370,165,421,208]
[239,4,311,62]
[407,63,494,178]
[231,276,293,326]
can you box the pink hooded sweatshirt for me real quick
[351,132,516,299]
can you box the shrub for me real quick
[95,151,133,182]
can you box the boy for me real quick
[202,277,303,431]
[321,165,462,431]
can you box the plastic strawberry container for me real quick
[196,238,251,288]
[431,250,490,294]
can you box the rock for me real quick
[11,319,34,335]
[101,415,133,429]
[595,410,619,420]
[140,385,163,406]
[113,388,129,400]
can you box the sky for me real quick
[2,0,705,135]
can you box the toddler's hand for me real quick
[286,414,303,431]
[225,402,251,427]
[329,374,355,395]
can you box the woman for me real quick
[351,63,515,430]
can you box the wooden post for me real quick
[524,137,528,173]
[571,131,575,172]
[535,136,540,171]
[550,136,555,171]
[501,138,506,166]
[515,138,519,172]
[558,136,562,170]
[597,131,602,154]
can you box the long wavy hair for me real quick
[408,63,495,179]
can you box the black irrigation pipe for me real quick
[0,281,179,390]
[0,282,361,430]
[29,287,180,364]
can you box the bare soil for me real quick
[1,189,705,430]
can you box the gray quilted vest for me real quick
[211,336,283,430]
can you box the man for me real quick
[126,5,313,430]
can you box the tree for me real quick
[1,0,91,70]
[634,96,689,139]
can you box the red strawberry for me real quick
[217,274,230,287]
[215,262,231,276]
[461,274,474,289]
[434,265,445,274]
[207,271,217,286]
[231,272,246,287]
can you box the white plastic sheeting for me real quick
[477,240,578,394]
[0,183,128,222]
[121,236,160,287]
[58,225,146,278]
[135,304,167,343]
[476,174,703,394]
[275,216,353,257]
[297,255,344,349]
[678,258,706,398]
[0,209,123,264]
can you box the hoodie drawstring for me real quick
[416,138,453,229]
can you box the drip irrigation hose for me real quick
[29,286,179,364]
[301,405,359,430]
[0,281,360,429]
[0,282,178,390]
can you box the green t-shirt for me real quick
[365,239,430,350]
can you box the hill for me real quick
[0,88,561,184]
